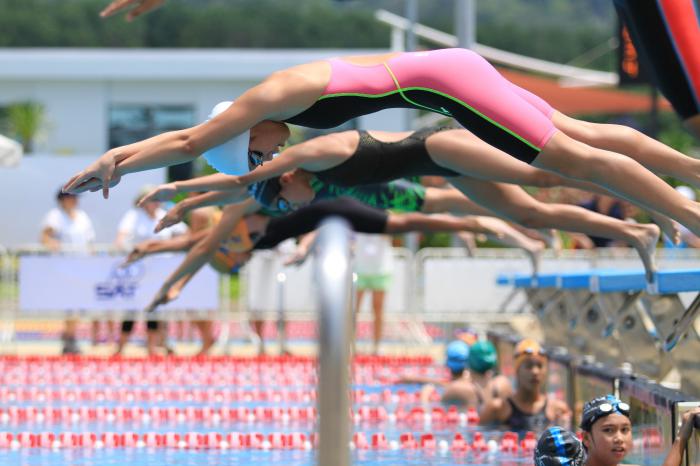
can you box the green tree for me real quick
[7,102,45,153]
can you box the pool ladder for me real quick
[314,218,353,466]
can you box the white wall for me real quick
[0,154,165,248]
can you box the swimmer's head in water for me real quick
[468,340,498,374]
[534,427,586,466]
[580,395,630,432]
[445,340,470,377]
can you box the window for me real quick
[108,105,195,149]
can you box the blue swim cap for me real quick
[445,340,470,372]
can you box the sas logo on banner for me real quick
[95,262,145,300]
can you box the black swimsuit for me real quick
[254,198,388,250]
[507,398,550,433]
[313,127,460,187]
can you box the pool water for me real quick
[0,356,667,465]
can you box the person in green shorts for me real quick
[354,233,394,355]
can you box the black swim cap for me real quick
[248,177,283,210]
[534,427,586,466]
[580,395,630,432]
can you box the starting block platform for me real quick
[497,268,700,393]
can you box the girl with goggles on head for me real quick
[479,339,571,434]
[543,395,700,466]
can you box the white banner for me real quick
[19,254,219,313]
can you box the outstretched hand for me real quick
[63,153,122,199]
[154,204,184,233]
[122,246,146,267]
[100,0,165,21]
[144,284,180,313]
[138,183,178,206]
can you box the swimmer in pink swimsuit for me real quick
[287,49,556,164]
[65,44,700,253]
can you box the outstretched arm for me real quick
[145,200,258,311]
[154,191,254,233]
[236,141,321,186]
[138,174,248,205]
[63,84,283,197]
[122,230,210,266]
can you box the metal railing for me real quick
[314,218,353,466]
[374,8,617,86]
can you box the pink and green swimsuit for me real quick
[285,48,557,164]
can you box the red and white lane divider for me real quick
[0,430,537,453]
[0,405,479,426]
[0,405,480,426]
[0,355,435,365]
[0,357,444,387]
[0,431,313,450]
[353,431,537,454]
[0,387,435,405]
[0,406,317,424]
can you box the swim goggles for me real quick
[248,150,265,167]
[580,399,630,431]
[593,401,630,416]
[515,347,547,358]
[275,195,292,213]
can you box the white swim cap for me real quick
[676,185,696,201]
[201,101,251,175]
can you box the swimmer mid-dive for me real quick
[146,178,550,274]
[140,124,663,280]
[122,197,510,311]
[63,46,700,245]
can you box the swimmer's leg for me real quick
[449,177,660,282]
[534,131,700,239]
[552,111,700,188]
[427,129,679,242]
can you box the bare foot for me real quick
[539,229,562,257]
[628,223,660,283]
[648,212,680,245]
[524,242,545,277]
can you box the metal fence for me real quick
[3,245,700,345]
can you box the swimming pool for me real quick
[0,356,667,466]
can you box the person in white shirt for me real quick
[114,186,188,356]
[40,191,96,354]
